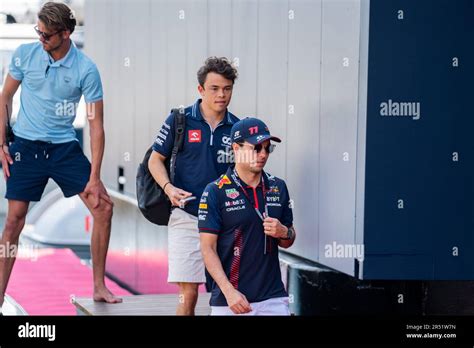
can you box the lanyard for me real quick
[231,169,270,254]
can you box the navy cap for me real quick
[230,117,281,145]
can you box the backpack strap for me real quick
[169,108,186,184]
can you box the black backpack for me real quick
[136,108,186,225]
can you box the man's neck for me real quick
[235,164,262,188]
[50,39,71,62]
[199,102,225,129]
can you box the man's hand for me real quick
[164,183,192,207]
[83,178,113,209]
[0,145,14,180]
[223,287,252,314]
[263,217,288,239]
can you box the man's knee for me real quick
[3,214,26,240]
[179,283,199,302]
[90,202,113,222]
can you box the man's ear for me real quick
[197,84,204,96]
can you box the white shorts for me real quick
[167,208,206,283]
[211,297,290,316]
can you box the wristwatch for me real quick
[281,226,293,240]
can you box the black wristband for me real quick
[280,226,293,240]
[162,181,171,191]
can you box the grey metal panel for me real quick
[256,0,289,177]
[115,0,137,196]
[185,0,208,104]
[355,0,370,278]
[106,1,123,190]
[133,0,152,196]
[165,0,188,109]
[285,0,322,262]
[106,198,138,291]
[149,0,169,141]
[318,0,361,275]
[84,0,118,188]
[208,0,232,57]
[230,0,259,117]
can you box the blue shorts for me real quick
[5,136,91,202]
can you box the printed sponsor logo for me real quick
[198,214,206,221]
[266,196,280,202]
[199,203,208,209]
[188,129,202,142]
[267,203,282,207]
[221,135,232,146]
[256,135,265,142]
[216,175,232,189]
[225,199,245,207]
[225,188,240,199]
[226,205,246,212]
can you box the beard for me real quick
[43,38,64,53]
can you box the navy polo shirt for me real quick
[198,166,294,306]
[152,99,239,216]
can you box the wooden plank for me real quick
[72,293,211,316]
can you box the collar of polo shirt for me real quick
[191,99,236,126]
[42,40,77,68]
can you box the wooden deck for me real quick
[72,293,211,316]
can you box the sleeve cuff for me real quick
[84,97,103,104]
[199,228,220,235]
[8,72,22,81]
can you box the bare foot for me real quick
[93,286,123,304]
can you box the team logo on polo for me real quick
[225,188,240,199]
[216,175,231,189]
[268,186,279,193]
[188,130,201,142]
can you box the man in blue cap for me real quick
[198,117,296,315]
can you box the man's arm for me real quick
[148,151,191,206]
[0,75,21,178]
[85,100,113,207]
[200,233,252,314]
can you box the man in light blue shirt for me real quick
[0,2,122,313]
[8,34,103,143]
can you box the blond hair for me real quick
[38,2,76,34]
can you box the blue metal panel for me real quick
[364,0,474,279]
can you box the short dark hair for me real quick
[197,57,238,87]
[38,2,76,34]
